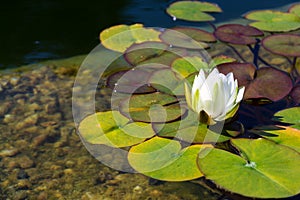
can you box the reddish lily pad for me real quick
[120,92,186,123]
[106,69,156,94]
[262,34,300,57]
[171,27,216,42]
[245,10,300,32]
[218,63,293,101]
[166,1,222,22]
[214,24,263,45]
[290,85,300,105]
[159,29,209,49]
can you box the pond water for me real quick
[0,0,297,69]
[1,1,300,200]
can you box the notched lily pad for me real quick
[100,24,161,52]
[214,24,263,45]
[124,41,169,65]
[289,4,300,18]
[171,56,209,78]
[253,125,300,153]
[245,10,300,32]
[166,1,222,22]
[78,111,155,147]
[273,107,300,129]
[160,29,210,49]
[128,136,211,181]
[107,69,156,94]
[153,110,231,144]
[149,68,185,96]
[262,34,300,57]
[198,138,300,198]
[218,63,293,101]
[120,92,186,123]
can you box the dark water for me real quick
[0,0,298,69]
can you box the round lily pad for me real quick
[198,138,300,198]
[214,24,263,45]
[153,110,231,144]
[218,64,293,101]
[149,68,185,96]
[290,85,300,105]
[166,1,222,22]
[262,34,300,57]
[210,55,236,66]
[273,107,300,129]
[124,41,168,66]
[255,126,300,153]
[78,111,155,147]
[245,10,300,32]
[128,136,211,181]
[107,69,156,94]
[171,56,209,78]
[289,4,300,18]
[100,24,161,52]
[120,92,186,123]
[159,29,209,49]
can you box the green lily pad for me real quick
[262,34,300,57]
[78,111,155,147]
[124,41,168,66]
[120,92,186,123]
[254,126,300,153]
[153,110,231,144]
[210,55,236,66]
[128,136,211,181]
[218,64,293,101]
[159,29,209,49]
[166,1,222,22]
[149,68,185,96]
[171,56,209,78]
[289,4,300,17]
[100,24,161,52]
[198,138,300,198]
[245,10,300,32]
[107,69,156,94]
[214,24,263,45]
[273,107,300,129]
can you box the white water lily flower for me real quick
[185,68,245,125]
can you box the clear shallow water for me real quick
[0,0,298,69]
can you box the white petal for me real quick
[236,86,245,103]
[192,69,206,96]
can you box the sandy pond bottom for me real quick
[0,56,224,200]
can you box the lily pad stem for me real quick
[207,21,216,31]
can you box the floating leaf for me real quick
[198,138,300,198]
[171,56,209,78]
[100,24,161,52]
[218,64,293,101]
[290,85,300,105]
[214,24,263,45]
[210,55,236,66]
[160,29,209,49]
[78,111,155,147]
[154,110,230,144]
[254,126,300,153]
[128,136,212,181]
[289,4,300,18]
[124,41,168,65]
[166,1,222,22]
[245,10,300,32]
[217,63,256,87]
[262,34,300,57]
[149,68,185,96]
[107,69,156,94]
[273,107,300,129]
[120,92,186,123]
